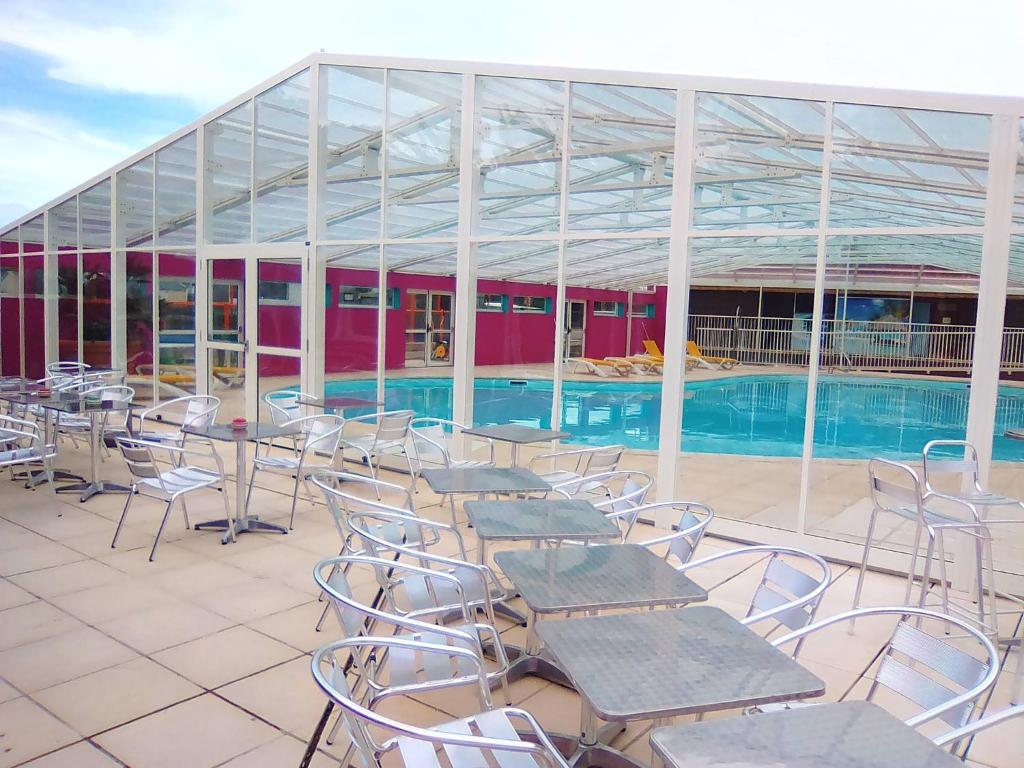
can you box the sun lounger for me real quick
[687,341,739,369]
[567,358,632,377]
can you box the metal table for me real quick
[0,391,85,487]
[537,606,826,768]
[465,498,618,564]
[650,700,962,768]
[184,422,300,544]
[461,424,569,467]
[304,396,382,414]
[420,466,551,496]
[38,396,134,502]
[493,543,707,687]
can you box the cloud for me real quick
[0,109,135,226]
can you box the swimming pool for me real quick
[322,375,1024,461]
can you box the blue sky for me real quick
[1,0,1022,228]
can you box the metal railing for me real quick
[688,314,1024,372]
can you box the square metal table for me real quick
[537,605,826,768]
[420,466,551,496]
[184,422,301,544]
[650,700,962,768]
[493,543,707,687]
[466,498,618,563]
[304,396,382,414]
[0,391,85,488]
[461,424,569,466]
[37,395,135,502]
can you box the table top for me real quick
[305,396,382,410]
[421,467,551,494]
[494,544,707,613]
[466,499,618,543]
[536,606,825,721]
[183,422,300,442]
[462,424,570,444]
[650,701,961,768]
[8,392,134,413]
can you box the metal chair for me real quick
[338,409,415,492]
[0,415,57,494]
[636,501,715,567]
[312,637,570,768]
[243,414,344,529]
[410,417,495,525]
[111,436,231,560]
[680,545,831,655]
[528,443,624,487]
[56,384,135,458]
[933,703,1024,748]
[922,439,1024,519]
[134,395,220,457]
[263,389,318,456]
[852,458,978,625]
[552,469,653,541]
[771,606,999,735]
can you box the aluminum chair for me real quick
[635,501,715,567]
[0,415,57,493]
[853,459,978,628]
[111,436,231,560]
[528,443,624,487]
[933,703,1024,748]
[46,361,91,377]
[552,469,653,541]
[56,384,135,457]
[243,414,344,529]
[312,637,570,768]
[338,409,415,492]
[922,440,1024,518]
[263,389,318,456]
[134,395,220,456]
[770,606,999,735]
[409,417,495,524]
[680,545,831,655]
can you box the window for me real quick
[511,296,549,314]
[258,280,291,303]
[631,303,655,318]
[158,279,195,331]
[339,285,379,308]
[476,293,505,312]
[593,301,621,317]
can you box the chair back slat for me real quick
[764,556,822,599]
[875,657,970,728]
[583,445,624,475]
[750,585,815,632]
[376,410,414,443]
[872,475,920,506]
[116,440,161,479]
[926,459,977,475]
[183,396,219,428]
[890,621,989,691]
[412,425,449,466]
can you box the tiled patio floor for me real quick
[1,436,1022,767]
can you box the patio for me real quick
[1,429,1022,768]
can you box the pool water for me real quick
[323,375,1024,461]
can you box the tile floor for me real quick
[0,430,1022,767]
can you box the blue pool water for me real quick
[323,375,1024,461]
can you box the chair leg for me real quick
[243,464,259,520]
[448,495,458,527]
[150,498,176,561]
[218,481,235,542]
[288,474,301,530]
[904,517,926,605]
[850,507,880,633]
[180,495,191,530]
[315,601,332,632]
[112,490,136,548]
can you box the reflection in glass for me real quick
[0,255,20,376]
[80,180,111,249]
[22,254,45,377]
[82,253,112,368]
[255,71,310,242]
[207,102,253,244]
[157,252,197,397]
[117,157,154,248]
[57,253,78,361]
[156,134,197,247]
[257,259,302,349]
[126,251,154,402]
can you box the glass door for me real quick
[565,299,586,358]
[203,258,247,421]
[427,291,453,366]
[404,290,428,367]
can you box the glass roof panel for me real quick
[80,179,111,249]
[48,197,77,252]
[156,133,197,247]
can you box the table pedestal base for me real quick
[195,515,288,544]
[569,740,642,768]
[25,467,84,487]
[57,480,131,502]
[500,645,574,688]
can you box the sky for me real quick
[0,0,1022,228]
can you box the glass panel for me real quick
[21,216,44,254]
[57,252,78,361]
[386,70,462,238]
[255,70,310,242]
[126,251,154,404]
[474,76,563,237]
[208,348,245,420]
[693,94,826,230]
[807,235,981,556]
[117,156,154,248]
[320,244,379,404]
[474,240,557,440]
[206,102,253,244]
[830,105,990,228]
[0,256,20,376]
[257,258,301,349]
[0,229,16,256]
[257,352,302,424]
[82,253,111,368]
[157,251,197,397]
[22,253,45,377]
[319,66,385,240]
[386,243,455,421]
[156,134,197,247]
[682,236,818,533]
[569,83,676,233]
[49,198,78,252]
[209,259,245,344]
[80,179,111,249]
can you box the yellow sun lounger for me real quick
[567,357,633,377]
[687,341,739,369]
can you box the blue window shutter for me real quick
[616,302,625,317]
[544,297,553,314]
[325,284,332,307]
[501,294,509,312]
